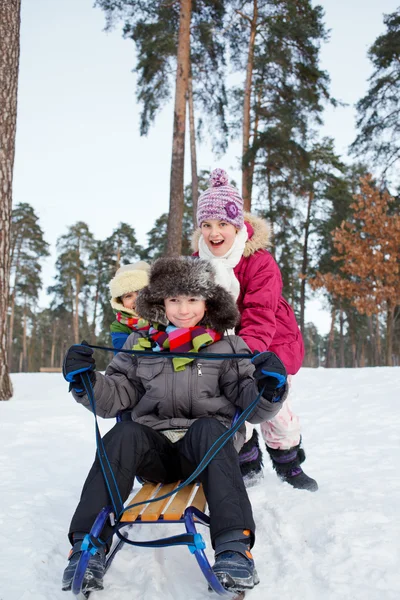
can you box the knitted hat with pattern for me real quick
[196,168,244,229]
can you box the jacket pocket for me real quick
[136,358,167,399]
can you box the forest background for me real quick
[4,0,400,379]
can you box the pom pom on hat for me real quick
[196,168,244,229]
[210,168,229,187]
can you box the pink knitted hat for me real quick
[196,168,244,229]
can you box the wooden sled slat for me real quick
[190,484,207,513]
[120,482,161,522]
[121,481,207,524]
[140,482,180,521]
[163,483,196,521]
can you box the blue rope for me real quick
[81,372,124,518]
[86,342,256,361]
[78,347,267,542]
[120,385,265,518]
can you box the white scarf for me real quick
[198,226,248,301]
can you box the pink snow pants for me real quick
[248,375,301,450]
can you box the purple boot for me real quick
[266,442,318,491]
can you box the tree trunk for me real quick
[0,0,21,399]
[50,321,57,368]
[359,342,365,367]
[386,301,394,366]
[116,245,121,271]
[241,0,258,212]
[300,189,314,334]
[339,307,345,368]
[187,71,198,227]
[91,278,100,340]
[7,237,22,368]
[41,333,45,369]
[375,314,381,366]
[266,161,275,247]
[367,315,376,366]
[166,0,192,256]
[325,307,336,368]
[347,313,357,368]
[246,91,260,209]
[74,271,80,344]
[22,300,27,372]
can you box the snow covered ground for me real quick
[1,368,400,600]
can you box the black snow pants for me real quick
[69,417,255,546]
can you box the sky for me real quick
[13,0,400,334]
[1,367,400,599]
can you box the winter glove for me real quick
[62,341,95,394]
[251,351,287,402]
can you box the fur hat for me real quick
[196,168,244,229]
[109,261,150,315]
[136,256,239,332]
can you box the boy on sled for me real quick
[61,256,288,594]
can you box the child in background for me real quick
[193,168,317,491]
[61,257,288,594]
[109,261,150,350]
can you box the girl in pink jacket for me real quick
[193,168,318,492]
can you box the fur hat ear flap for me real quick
[205,285,240,332]
[135,286,168,326]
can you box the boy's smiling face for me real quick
[121,291,138,310]
[164,296,206,328]
[200,219,237,256]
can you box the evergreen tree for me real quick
[142,171,209,259]
[351,8,400,179]
[297,138,344,333]
[8,203,49,370]
[227,0,333,210]
[48,222,95,344]
[95,1,227,254]
[92,222,143,337]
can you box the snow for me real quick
[1,369,400,600]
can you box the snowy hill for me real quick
[1,369,399,600]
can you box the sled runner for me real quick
[68,346,272,600]
[70,480,244,599]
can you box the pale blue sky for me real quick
[14,0,399,333]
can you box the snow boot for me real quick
[238,429,264,488]
[266,442,318,491]
[212,529,260,591]
[62,535,106,592]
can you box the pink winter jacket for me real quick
[193,213,304,375]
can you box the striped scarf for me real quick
[133,323,221,371]
[115,311,149,332]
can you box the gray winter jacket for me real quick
[73,331,286,451]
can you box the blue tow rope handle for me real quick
[85,342,257,361]
[79,367,266,534]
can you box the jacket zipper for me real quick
[197,363,203,376]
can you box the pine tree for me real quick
[227,0,333,210]
[351,8,400,178]
[48,222,95,344]
[0,0,21,399]
[8,203,49,370]
[92,223,143,338]
[297,139,344,333]
[142,171,209,259]
[95,1,227,254]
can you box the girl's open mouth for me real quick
[210,240,224,246]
